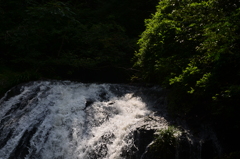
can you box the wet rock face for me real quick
[123,123,222,159]
[9,126,39,159]
[3,85,23,102]
[177,134,221,159]
[133,128,155,158]
[0,81,222,159]
[120,115,169,159]
[121,128,155,159]
[0,81,169,159]
[88,132,115,159]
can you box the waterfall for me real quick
[0,81,222,159]
[0,81,168,159]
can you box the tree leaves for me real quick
[134,0,240,127]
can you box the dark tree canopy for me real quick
[0,0,158,92]
[134,0,240,154]
[1,0,240,156]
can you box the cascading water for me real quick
[0,81,169,159]
[0,81,222,159]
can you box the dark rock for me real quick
[9,126,38,159]
[4,85,22,102]
[121,128,155,159]
[84,99,94,110]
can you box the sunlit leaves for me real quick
[134,0,240,123]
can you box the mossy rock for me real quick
[147,126,178,159]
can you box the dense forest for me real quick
[134,0,240,157]
[0,0,159,94]
[1,0,240,158]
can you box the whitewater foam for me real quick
[0,81,168,159]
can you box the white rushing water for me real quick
[0,81,168,159]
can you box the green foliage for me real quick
[134,0,199,84]
[134,0,240,119]
[134,1,240,153]
[0,0,159,86]
[149,126,180,159]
